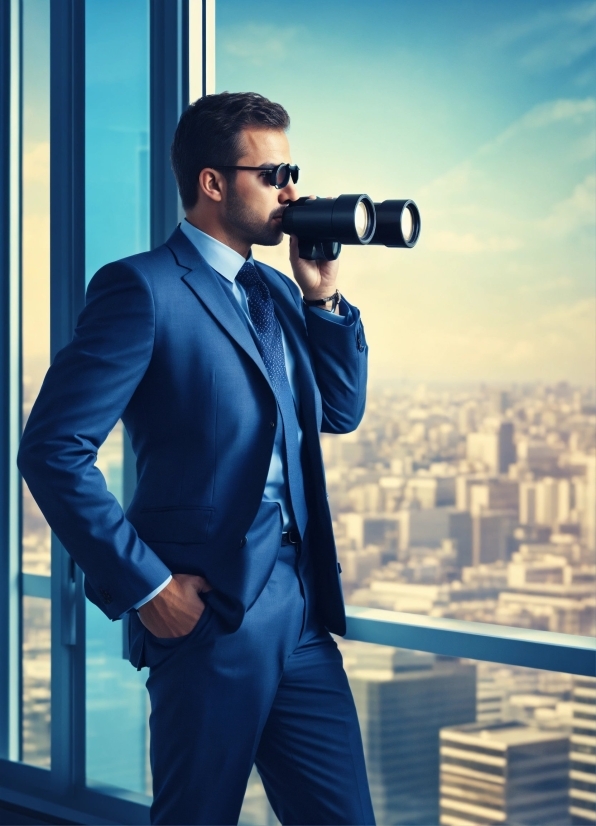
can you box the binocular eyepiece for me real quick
[281,195,421,260]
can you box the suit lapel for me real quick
[167,227,273,391]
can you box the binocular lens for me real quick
[401,206,413,242]
[370,200,421,248]
[355,201,370,239]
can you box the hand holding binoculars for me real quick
[281,194,421,261]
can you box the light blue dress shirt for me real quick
[131,219,349,611]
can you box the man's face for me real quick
[222,127,298,248]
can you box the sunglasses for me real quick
[213,163,300,190]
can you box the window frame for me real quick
[0,0,593,822]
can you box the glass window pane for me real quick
[239,642,594,826]
[22,596,51,768]
[216,1,596,638]
[22,0,51,578]
[20,0,51,769]
[84,0,151,795]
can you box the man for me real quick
[18,92,375,825]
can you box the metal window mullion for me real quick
[49,0,86,797]
[188,0,214,101]
[150,0,188,249]
[0,0,23,764]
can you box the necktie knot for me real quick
[236,261,260,289]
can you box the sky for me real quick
[216,0,596,385]
[20,0,596,387]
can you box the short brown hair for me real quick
[171,91,290,210]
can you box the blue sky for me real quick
[21,0,596,385]
[216,0,596,384]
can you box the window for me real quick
[0,2,593,823]
[20,0,51,769]
[216,0,596,638]
[84,0,151,794]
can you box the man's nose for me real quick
[280,180,298,203]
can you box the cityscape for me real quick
[20,378,596,824]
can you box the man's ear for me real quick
[198,168,225,203]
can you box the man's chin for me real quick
[254,226,284,247]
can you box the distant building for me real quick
[517,440,562,475]
[398,508,472,568]
[467,422,516,475]
[584,456,596,553]
[345,645,476,826]
[406,475,456,509]
[472,510,517,565]
[440,721,570,826]
[570,676,596,825]
[469,479,519,516]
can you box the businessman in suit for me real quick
[18,92,375,825]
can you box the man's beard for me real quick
[224,183,284,248]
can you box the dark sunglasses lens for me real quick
[290,166,299,184]
[274,164,290,188]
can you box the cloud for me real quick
[221,24,305,67]
[418,97,595,257]
[484,97,596,153]
[427,231,522,254]
[537,295,596,328]
[518,276,574,294]
[538,173,596,237]
[492,1,596,72]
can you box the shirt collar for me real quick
[180,219,254,283]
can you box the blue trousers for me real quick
[138,519,375,825]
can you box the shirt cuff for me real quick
[309,299,352,325]
[131,574,172,612]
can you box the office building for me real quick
[472,510,517,566]
[440,722,570,825]
[398,508,473,568]
[570,677,596,824]
[467,422,516,475]
[345,644,476,826]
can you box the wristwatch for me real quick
[303,290,341,313]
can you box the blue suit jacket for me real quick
[17,227,368,635]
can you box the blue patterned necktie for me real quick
[235,261,308,537]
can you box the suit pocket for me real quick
[134,505,213,544]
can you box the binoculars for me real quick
[281,194,421,261]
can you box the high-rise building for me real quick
[440,721,570,826]
[570,676,596,825]
[467,422,516,475]
[397,508,472,568]
[469,478,519,516]
[472,510,517,565]
[584,455,596,552]
[345,644,476,826]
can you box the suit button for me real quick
[239,537,247,548]
[99,588,113,605]
[270,421,275,428]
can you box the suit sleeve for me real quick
[17,260,172,620]
[304,296,368,434]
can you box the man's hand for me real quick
[137,573,212,638]
[288,196,340,301]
